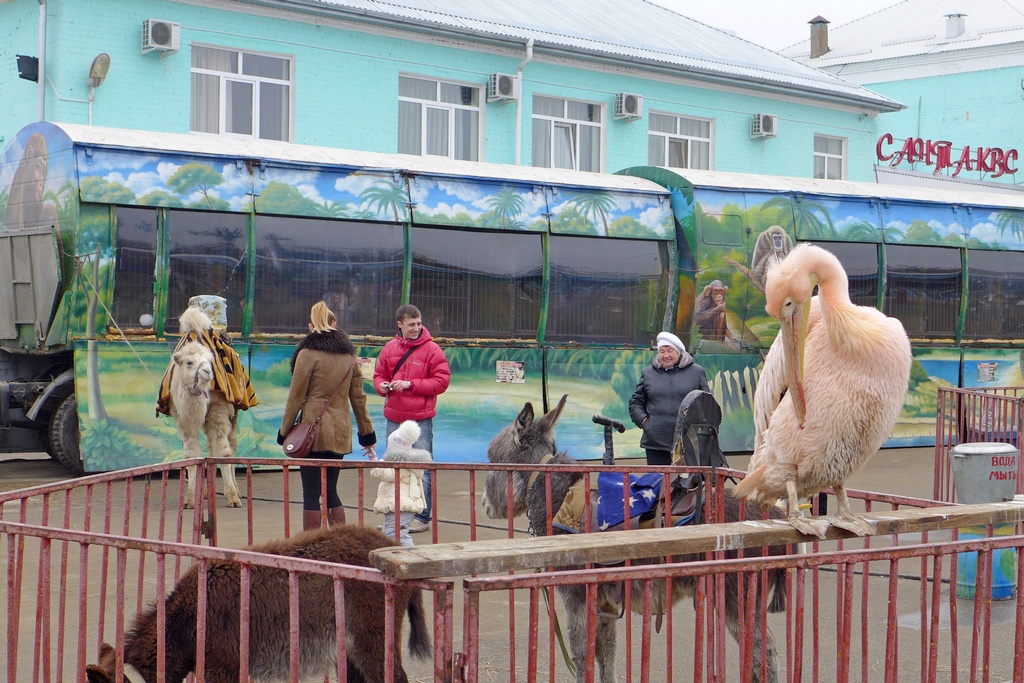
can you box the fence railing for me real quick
[3,456,1024,682]
[934,386,1024,502]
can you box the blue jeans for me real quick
[386,418,433,523]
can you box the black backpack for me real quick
[670,389,729,525]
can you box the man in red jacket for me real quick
[373,304,451,534]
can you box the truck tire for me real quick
[36,426,58,460]
[50,395,84,476]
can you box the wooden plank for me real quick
[369,500,1024,580]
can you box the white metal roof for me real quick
[238,0,903,111]
[668,167,1024,210]
[53,123,667,193]
[781,0,1024,71]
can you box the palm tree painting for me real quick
[567,190,616,236]
[763,196,836,239]
[486,186,525,229]
[358,177,408,223]
[995,209,1024,243]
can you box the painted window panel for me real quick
[882,200,968,247]
[883,244,961,339]
[111,207,158,330]
[547,188,672,239]
[166,210,248,333]
[964,249,1024,340]
[791,196,883,242]
[967,207,1024,250]
[547,235,668,344]
[254,216,403,335]
[410,227,542,338]
[410,178,547,231]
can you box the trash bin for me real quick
[948,442,1019,600]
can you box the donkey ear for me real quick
[85,643,117,683]
[85,666,113,683]
[536,394,568,436]
[514,402,535,435]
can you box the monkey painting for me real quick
[724,225,793,294]
[694,279,733,344]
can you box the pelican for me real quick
[733,244,912,539]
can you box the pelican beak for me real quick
[781,298,811,426]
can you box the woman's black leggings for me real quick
[299,452,345,510]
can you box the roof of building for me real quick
[782,0,1024,69]
[242,0,902,111]
[47,122,668,193]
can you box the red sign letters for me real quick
[876,133,1018,179]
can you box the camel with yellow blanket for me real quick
[157,306,258,509]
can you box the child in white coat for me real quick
[369,420,432,546]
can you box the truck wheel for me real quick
[50,395,84,476]
[36,426,58,460]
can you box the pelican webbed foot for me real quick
[788,512,830,540]
[829,512,876,537]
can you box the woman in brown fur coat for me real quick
[279,301,376,530]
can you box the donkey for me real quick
[85,525,430,683]
[481,394,789,683]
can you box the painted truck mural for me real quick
[3,121,1024,474]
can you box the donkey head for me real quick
[481,394,568,519]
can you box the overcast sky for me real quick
[649,0,900,51]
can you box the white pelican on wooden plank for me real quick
[732,243,912,539]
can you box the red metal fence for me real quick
[3,456,1024,682]
[934,386,1024,502]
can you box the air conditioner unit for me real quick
[487,73,520,102]
[613,93,643,120]
[751,113,778,139]
[142,19,180,54]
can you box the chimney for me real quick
[945,12,966,39]
[809,16,830,58]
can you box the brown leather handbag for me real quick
[283,364,353,457]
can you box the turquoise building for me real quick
[785,0,1024,191]
[2,0,901,181]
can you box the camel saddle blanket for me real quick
[156,329,259,416]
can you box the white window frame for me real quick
[190,45,294,142]
[814,134,847,180]
[532,96,603,172]
[398,75,482,161]
[647,112,714,170]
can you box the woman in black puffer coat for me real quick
[628,331,709,466]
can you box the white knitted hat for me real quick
[387,420,421,452]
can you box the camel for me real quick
[158,306,258,509]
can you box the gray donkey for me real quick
[481,394,789,683]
